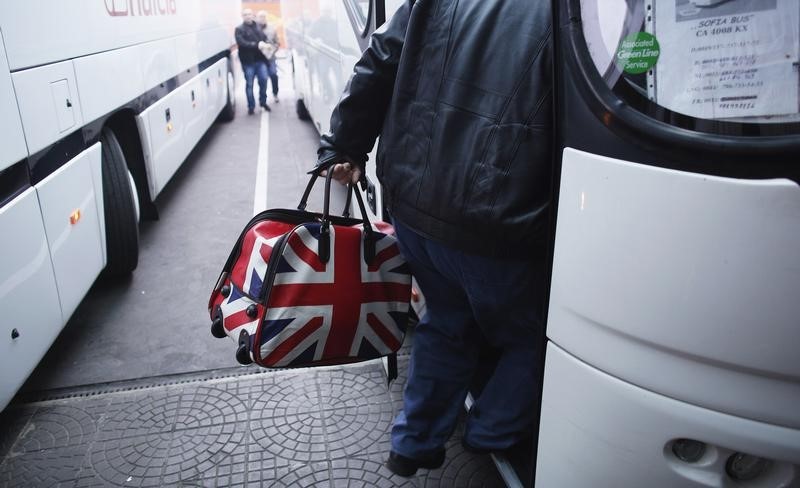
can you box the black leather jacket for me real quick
[235,22,267,64]
[319,0,553,257]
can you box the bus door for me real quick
[536,0,800,486]
[339,0,403,221]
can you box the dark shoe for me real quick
[247,107,255,115]
[461,438,492,455]
[385,449,445,477]
[260,103,271,112]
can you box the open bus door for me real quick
[532,0,800,486]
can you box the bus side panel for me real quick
[206,59,228,124]
[137,64,227,198]
[282,0,311,104]
[73,45,146,124]
[141,37,181,92]
[304,0,342,133]
[547,148,800,428]
[35,144,105,324]
[0,188,63,411]
[183,77,206,147]
[138,86,186,197]
[177,27,232,73]
[175,33,201,74]
[0,31,27,171]
[333,0,383,221]
[197,27,235,65]
[11,60,85,154]
[0,0,240,71]
[202,62,220,127]
[202,58,229,126]
[536,343,800,487]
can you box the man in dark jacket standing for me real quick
[235,9,271,114]
[318,0,553,477]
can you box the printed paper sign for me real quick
[652,0,800,120]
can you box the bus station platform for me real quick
[0,336,506,487]
[0,65,522,487]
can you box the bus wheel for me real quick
[100,127,139,277]
[296,98,311,121]
[218,60,236,122]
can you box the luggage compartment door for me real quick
[0,188,63,410]
[35,144,105,323]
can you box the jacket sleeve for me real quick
[317,1,414,168]
[235,26,258,49]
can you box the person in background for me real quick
[317,0,553,478]
[235,8,270,114]
[256,10,281,103]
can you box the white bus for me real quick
[0,0,240,411]
[283,0,404,223]
[283,0,800,486]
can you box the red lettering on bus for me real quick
[104,0,176,17]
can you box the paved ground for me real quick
[1,60,508,486]
[1,346,504,487]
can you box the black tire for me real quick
[211,316,226,339]
[100,127,139,276]
[296,98,311,121]
[218,58,236,122]
[236,344,253,365]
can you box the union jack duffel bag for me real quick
[208,169,412,380]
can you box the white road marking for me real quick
[253,109,270,215]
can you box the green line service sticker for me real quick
[615,32,660,74]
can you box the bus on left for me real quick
[0,0,240,411]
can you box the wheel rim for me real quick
[227,71,235,107]
[126,170,140,223]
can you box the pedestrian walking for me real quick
[317,0,553,478]
[256,10,281,103]
[235,8,271,114]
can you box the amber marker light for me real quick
[166,122,174,133]
[69,209,81,225]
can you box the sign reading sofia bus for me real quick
[650,0,799,121]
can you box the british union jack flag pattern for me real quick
[209,214,412,368]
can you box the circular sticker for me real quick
[615,32,660,74]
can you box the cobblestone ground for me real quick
[0,353,504,487]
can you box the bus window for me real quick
[580,0,800,135]
[345,0,372,31]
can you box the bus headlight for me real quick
[671,438,706,463]
[726,453,771,481]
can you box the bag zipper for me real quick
[251,223,303,366]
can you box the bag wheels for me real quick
[211,316,226,338]
[236,330,253,365]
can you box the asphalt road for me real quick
[21,63,348,392]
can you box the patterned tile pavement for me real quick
[0,354,505,487]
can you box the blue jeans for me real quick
[390,219,546,458]
[242,61,268,110]
[266,58,279,96]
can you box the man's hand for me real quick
[323,162,362,185]
[258,41,268,50]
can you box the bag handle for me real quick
[299,164,376,264]
[297,163,354,217]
